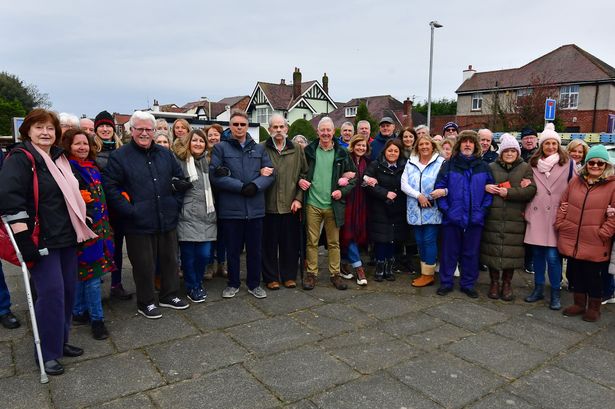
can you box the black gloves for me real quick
[214,166,231,177]
[171,177,193,193]
[14,230,40,263]
[240,182,258,197]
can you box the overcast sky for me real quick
[1,0,613,118]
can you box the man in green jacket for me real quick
[299,117,357,290]
[261,114,308,290]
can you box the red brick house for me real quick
[455,44,615,133]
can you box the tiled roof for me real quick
[456,44,615,93]
[258,80,320,110]
[217,96,249,106]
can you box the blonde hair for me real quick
[93,131,123,153]
[175,129,207,161]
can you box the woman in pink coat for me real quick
[524,123,574,310]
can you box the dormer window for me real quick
[345,106,357,117]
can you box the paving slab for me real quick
[318,327,396,351]
[97,393,156,409]
[0,342,14,378]
[426,300,509,332]
[50,351,164,409]
[244,345,360,402]
[149,365,279,409]
[466,390,538,409]
[511,365,615,409]
[146,331,249,382]
[389,351,506,409]
[586,326,615,352]
[0,317,28,342]
[378,311,444,338]
[291,303,378,338]
[346,291,432,320]
[227,316,321,356]
[248,288,322,315]
[490,315,584,354]
[0,374,51,409]
[554,345,615,388]
[282,400,318,409]
[111,313,198,351]
[328,338,418,374]
[312,372,441,409]
[445,332,549,379]
[523,306,603,334]
[302,285,362,303]
[186,297,267,330]
[63,323,116,362]
[406,323,473,350]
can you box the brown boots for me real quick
[412,262,435,287]
[563,293,601,322]
[488,269,514,301]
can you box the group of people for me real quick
[1,107,614,377]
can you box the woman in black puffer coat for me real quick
[364,139,410,281]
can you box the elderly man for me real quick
[261,114,308,290]
[434,130,494,298]
[59,113,80,135]
[103,111,189,318]
[210,110,275,299]
[478,128,498,163]
[369,116,397,160]
[338,121,354,148]
[415,124,430,138]
[520,127,538,162]
[442,121,459,140]
[300,117,356,290]
[79,117,95,137]
[357,120,371,139]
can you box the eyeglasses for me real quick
[587,160,607,167]
[132,127,154,134]
[445,128,457,133]
[231,122,248,127]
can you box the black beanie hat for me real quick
[94,110,114,131]
[520,127,537,138]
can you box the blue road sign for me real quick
[545,98,556,121]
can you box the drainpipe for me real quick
[591,83,599,132]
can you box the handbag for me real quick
[0,148,41,268]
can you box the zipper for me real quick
[572,183,594,258]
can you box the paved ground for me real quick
[1,250,615,409]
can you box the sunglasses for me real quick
[445,128,457,133]
[232,122,248,127]
[587,160,607,167]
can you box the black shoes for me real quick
[110,284,133,300]
[63,343,84,357]
[91,320,109,340]
[72,312,89,326]
[0,312,20,329]
[37,359,64,376]
[436,286,453,296]
[460,287,479,299]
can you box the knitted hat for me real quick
[497,133,521,156]
[585,144,610,163]
[538,123,561,146]
[442,121,459,133]
[94,110,114,131]
[520,127,537,139]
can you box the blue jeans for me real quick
[532,245,562,287]
[0,261,11,315]
[413,225,439,265]
[73,278,104,321]
[602,266,615,298]
[345,241,362,268]
[180,241,213,291]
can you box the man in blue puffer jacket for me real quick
[434,130,494,298]
[209,110,274,299]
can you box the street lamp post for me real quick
[427,20,443,134]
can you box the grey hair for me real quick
[59,112,80,128]
[268,113,287,127]
[341,121,354,130]
[357,120,371,128]
[477,128,493,138]
[317,116,334,130]
[129,110,156,128]
[414,124,429,133]
[292,134,308,146]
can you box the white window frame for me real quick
[560,85,579,109]
[345,106,357,117]
[516,88,533,98]
[255,107,270,124]
[471,93,483,111]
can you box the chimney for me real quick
[293,67,302,100]
[322,72,329,94]
[403,98,414,128]
[462,65,476,82]
[280,79,286,85]
[153,99,160,112]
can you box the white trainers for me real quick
[248,286,267,299]
[222,286,240,298]
[602,296,615,305]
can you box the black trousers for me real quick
[261,212,300,283]
[125,229,180,308]
[567,258,606,298]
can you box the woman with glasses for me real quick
[556,145,615,322]
[524,123,574,310]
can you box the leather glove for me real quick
[171,177,193,193]
[214,166,231,177]
[240,182,258,197]
[14,230,40,263]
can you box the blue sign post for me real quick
[545,98,556,121]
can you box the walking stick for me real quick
[2,218,49,384]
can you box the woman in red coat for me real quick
[555,145,615,322]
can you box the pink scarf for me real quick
[537,153,560,178]
[30,143,97,243]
